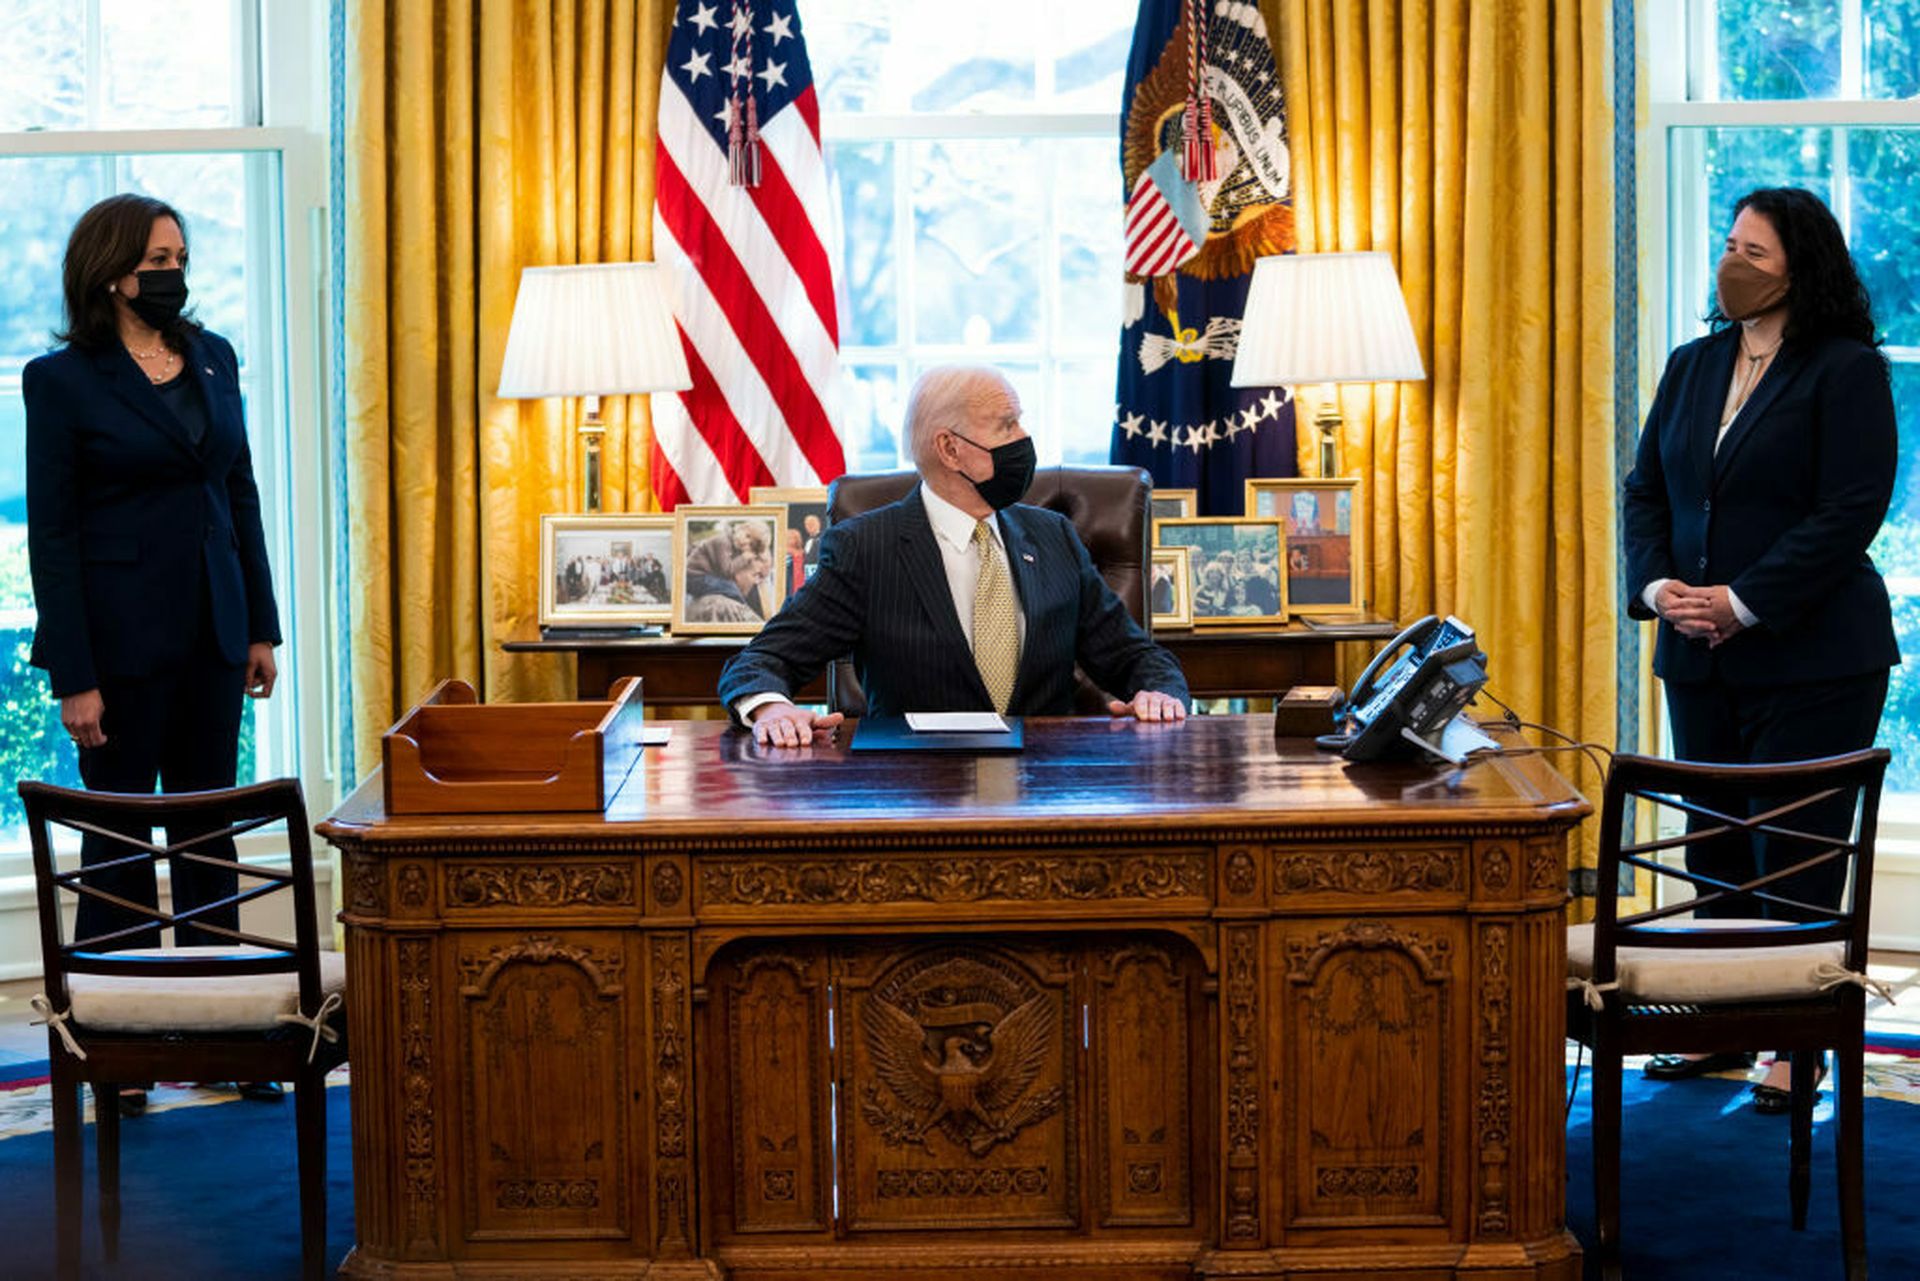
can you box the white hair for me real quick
[905,365,1006,469]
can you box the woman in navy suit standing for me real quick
[1623,187,1898,1110]
[25,194,284,1105]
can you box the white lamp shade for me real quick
[496,262,692,398]
[1230,252,1426,387]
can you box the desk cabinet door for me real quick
[1268,916,1468,1242]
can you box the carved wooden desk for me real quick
[501,618,1399,705]
[320,716,1587,1280]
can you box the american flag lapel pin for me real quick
[1021,552,1035,563]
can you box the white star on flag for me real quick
[725,53,751,81]
[1147,420,1169,447]
[728,5,753,37]
[1239,406,1260,433]
[686,1,718,33]
[756,60,788,90]
[1119,411,1145,438]
[765,11,794,44]
[1259,391,1282,419]
[680,49,712,82]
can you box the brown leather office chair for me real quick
[823,465,1153,716]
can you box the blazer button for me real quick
[1697,556,1708,570]
[1702,499,1711,513]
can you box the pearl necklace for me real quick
[126,339,180,383]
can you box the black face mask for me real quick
[951,431,1036,511]
[126,268,189,331]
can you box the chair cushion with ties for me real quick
[66,945,348,1035]
[1567,918,1846,1005]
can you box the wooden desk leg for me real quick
[1219,922,1265,1249]
[647,933,702,1263]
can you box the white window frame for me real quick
[1644,0,1920,931]
[821,107,1125,470]
[0,1,334,945]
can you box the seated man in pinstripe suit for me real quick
[720,366,1189,747]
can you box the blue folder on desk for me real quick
[848,716,1025,753]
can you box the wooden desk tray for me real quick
[381,677,646,814]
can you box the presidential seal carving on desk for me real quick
[858,950,1065,1158]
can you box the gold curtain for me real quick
[344,0,672,775]
[1274,0,1622,911]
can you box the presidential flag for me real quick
[652,0,845,508]
[1112,0,1297,514]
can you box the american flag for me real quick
[1124,149,1206,278]
[651,0,845,508]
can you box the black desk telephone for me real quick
[1320,614,1493,763]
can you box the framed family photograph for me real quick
[1149,486,1198,523]
[749,485,830,599]
[671,505,788,635]
[1246,478,1363,614]
[539,514,675,627]
[1149,548,1192,630]
[1152,516,1289,625]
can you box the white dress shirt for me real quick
[1640,382,1759,628]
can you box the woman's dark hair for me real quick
[1709,186,1879,348]
[56,193,198,352]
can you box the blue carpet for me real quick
[0,1075,1916,1278]
[1566,1066,1920,1278]
[0,1086,354,1279]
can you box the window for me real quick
[1648,2,1920,799]
[0,1,330,854]
[807,0,1137,470]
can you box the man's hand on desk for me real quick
[1108,689,1188,722]
[749,700,845,747]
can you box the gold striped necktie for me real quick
[970,520,1019,713]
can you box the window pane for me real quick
[1865,4,1920,99]
[808,3,890,113]
[1054,358,1117,466]
[1878,592,1920,793]
[1712,0,1842,100]
[840,363,905,472]
[912,139,1043,346]
[828,140,897,347]
[0,2,85,131]
[96,0,242,129]
[1871,361,1920,792]
[1056,138,1123,350]
[1850,129,1920,349]
[0,156,104,375]
[1044,0,1136,110]
[807,0,1035,113]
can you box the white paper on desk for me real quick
[640,726,673,746]
[905,712,1009,733]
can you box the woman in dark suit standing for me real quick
[1622,186,1898,1110]
[25,195,284,1104]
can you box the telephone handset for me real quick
[1322,614,1492,763]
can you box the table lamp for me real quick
[1230,252,1426,478]
[497,262,691,513]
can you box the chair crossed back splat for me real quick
[823,465,1154,716]
[21,778,348,1281]
[1564,749,1890,1281]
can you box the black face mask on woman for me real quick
[126,268,189,331]
[950,431,1037,511]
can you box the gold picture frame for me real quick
[1245,478,1364,616]
[670,504,789,636]
[538,513,675,627]
[1149,548,1193,630]
[1149,486,1199,522]
[1152,516,1289,626]
[749,485,830,598]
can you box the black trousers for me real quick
[74,632,247,950]
[1664,669,1889,920]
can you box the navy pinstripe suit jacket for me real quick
[717,486,1188,719]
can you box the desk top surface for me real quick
[501,617,1399,653]
[321,715,1589,844]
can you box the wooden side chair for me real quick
[21,778,348,1281]
[1565,748,1890,1281]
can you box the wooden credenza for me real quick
[501,617,1400,705]
[320,715,1587,1279]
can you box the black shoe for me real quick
[116,1086,148,1117]
[1641,1051,1755,1080]
[1751,1063,1827,1115]
[237,1081,285,1102]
